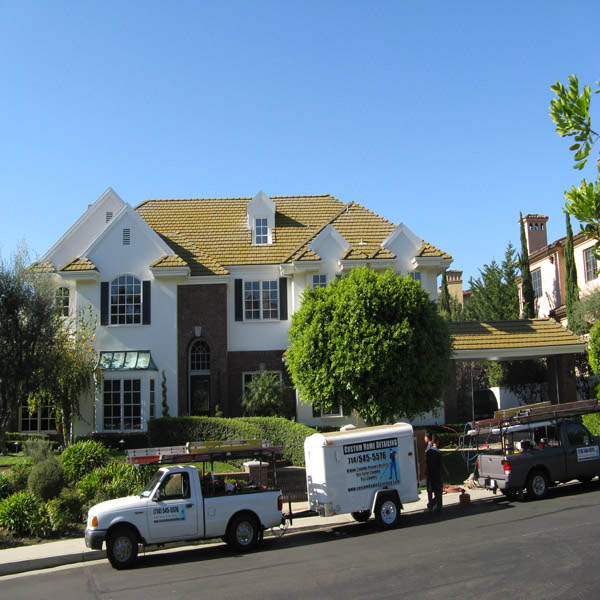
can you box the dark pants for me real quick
[427,480,443,514]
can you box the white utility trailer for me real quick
[301,423,420,528]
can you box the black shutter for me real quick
[279,277,288,321]
[100,282,109,326]
[235,279,243,321]
[143,280,151,325]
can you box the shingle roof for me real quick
[150,254,189,268]
[450,319,585,352]
[417,241,452,259]
[29,261,56,273]
[59,257,98,272]
[135,195,451,275]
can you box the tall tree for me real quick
[465,242,519,321]
[0,249,60,453]
[550,75,600,256]
[286,267,452,425]
[564,213,581,331]
[439,271,451,318]
[519,213,536,318]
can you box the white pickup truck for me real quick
[85,464,283,569]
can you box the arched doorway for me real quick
[189,339,210,415]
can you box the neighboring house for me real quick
[518,213,600,324]
[29,187,451,436]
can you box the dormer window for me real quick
[255,218,268,245]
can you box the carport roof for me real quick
[449,319,587,361]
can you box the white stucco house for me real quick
[27,188,452,437]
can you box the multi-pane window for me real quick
[531,269,542,298]
[56,287,70,317]
[255,218,268,245]
[312,404,343,418]
[103,378,141,431]
[585,248,598,282]
[110,275,141,325]
[20,405,56,432]
[244,280,278,320]
[312,275,327,289]
[410,271,422,284]
[149,379,156,419]
[243,371,282,393]
[190,340,210,371]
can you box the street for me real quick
[3,482,600,600]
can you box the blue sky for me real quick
[1,1,599,286]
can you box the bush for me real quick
[0,491,42,537]
[583,413,600,436]
[0,472,13,501]
[6,461,33,492]
[47,488,84,533]
[75,432,149,450]
[60,440,109,485]
[242,372,293,417]
[148,416,316,466]
[28,458,65,501]
[23,438,56,461]
[79,463,158,505]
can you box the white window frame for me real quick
[254,217,269,245]
[410,271,422,284]
[149,378,156,419]
[110,275,142,325]
[102,378,142,431]
[531,268,542,298]
[584,248,598,282]
[314,404,344,418]
[244,280,279,320]
[312,274,327,289]
[56,286,70,317]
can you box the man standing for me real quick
[424,431,443,516]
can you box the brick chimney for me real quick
[521,214,549,254]
[446,270,464,306]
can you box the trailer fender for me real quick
[370,488,402,511]
[371,489,402,529]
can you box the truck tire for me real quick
[351,510,371,523]
[527,470,549,500]
[106,526,139,569]
[227,513,260,552]
[374,494,400,529]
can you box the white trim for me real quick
[339,259,396,271]
[150,266,190,278]
[454,344,586,361]
[59,270,100,281]
[309,224,350,255]
[381,222,422,251]
[181,275,232,286]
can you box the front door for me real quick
[190,374,210,416]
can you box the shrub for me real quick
[148,416,316,466]
[75,432,149,449]
[47,488,84,533]
[79,463,158,505]
[0,491,42,537]
[6,461,33,492]
[60,440,109,485]
[583,413,600,436]
[23,438,56,461]
[0,472,13,501]
[28,458,65,501]
[242,372,292,417]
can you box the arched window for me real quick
[190,340,210,372]
[110,275,141,325]
[56,287,69,317]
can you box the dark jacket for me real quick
[425,445,443,486]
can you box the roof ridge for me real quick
[342,201,397,228]
[136,194,335,208]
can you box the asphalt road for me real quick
[4,482,600,600]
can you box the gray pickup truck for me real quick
[477,419,600,499]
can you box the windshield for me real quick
[140,470,164,497]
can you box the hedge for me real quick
[583,413,600,437]
[75,432,149,449]
[148,417,316,466]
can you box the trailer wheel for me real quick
[226,513,260,552]
[106,526,139,569]
[374,494,400,529]
[527,470,549,500]
[351,510,371,523]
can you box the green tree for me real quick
[550,75,600,255]
[465,242,519,321]
[33,308,98,447]
[564,213,582,332]
[439,271,451,319]
[587,320,600,398]
[286,267,453,425]
[571,287,600,334]
[242,371,290,417]
[0,249,60,453]
[519,214,536,318]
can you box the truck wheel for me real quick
[227,513,260,552]
[527,470,549,500]
[106,526,139,569]
[374,494,400,529]
[351,510,371,523]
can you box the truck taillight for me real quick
[502,460,511,475]
[277,495,283,511]
[476,458,480,472]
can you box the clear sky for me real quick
[1,1,599,286]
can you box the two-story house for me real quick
[28,188,451,437]
[519,213,599,324]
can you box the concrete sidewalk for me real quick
[0,487,496,577]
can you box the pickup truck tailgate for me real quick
[478,454,506,481]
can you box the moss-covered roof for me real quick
[59,257,98,272]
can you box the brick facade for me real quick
[177,284,228,416]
